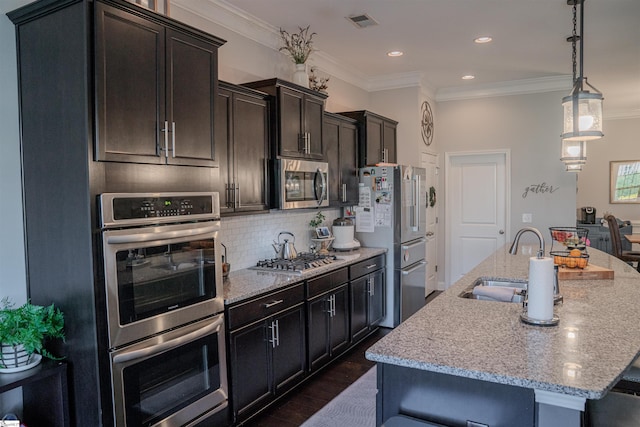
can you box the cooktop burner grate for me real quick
[252,253,336,274]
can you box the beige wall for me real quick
[576,117,640,222]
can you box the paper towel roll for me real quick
[527,256,555,321]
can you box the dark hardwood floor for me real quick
[241,291,442,427]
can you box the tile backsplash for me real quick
[219,208,341,271]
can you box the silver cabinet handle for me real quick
[331,294,336,317]
[268,320,279,348]
[171,121,176,158]
[264,299,284,308]
[306,133,311,154]
[162,120,169,158]
[369,278,375,296]
[235,183,240,208]
[365,264,378,270]
[342,183,347,203]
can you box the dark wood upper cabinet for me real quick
[242,79,327,160]
[215,82,270,215]
[95,1,224,167]
[338,110,398,167]
[324,112,359,206]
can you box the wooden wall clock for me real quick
[421,100,434,146]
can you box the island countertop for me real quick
[366,247,640,399]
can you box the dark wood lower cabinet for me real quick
[228,296,305,424]
[227,256,385,426]
[307,283,350,371]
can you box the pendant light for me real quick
[561,0,603,142]
[560,139,587,164]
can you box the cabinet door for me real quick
[233,92,270,213]
[307,296,330,371]
[340,121,359,204]
[324,116,341,206]
[383,120,397,164]
[214,88,233,215]
[166,28,218,167]
[95,2,165,164]
[304,95,325,159]
[369,269,385,327]
[364,116,383,166]
[350,276,369,343]
[278,87,305,158]
[272,305,306,393]
[329,284,350,356]
[229,320,271,418]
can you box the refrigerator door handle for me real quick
[401,238,427,251]
[401,260,427,275]
[413,174,421,231]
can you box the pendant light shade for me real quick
[562,81,603,141]
[560,139,587,163]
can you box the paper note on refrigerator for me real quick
[355,207,374,232]
[359,185,372,208]
[375,203,392,227]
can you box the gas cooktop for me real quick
[251,253,336,274]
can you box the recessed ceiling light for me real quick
[462,75,475,80]
[474,36,493,44]
[387,51,404,57]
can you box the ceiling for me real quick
[3,0,639,117]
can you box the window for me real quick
[610,160,640,203]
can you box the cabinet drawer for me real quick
[350,254,386,280]
[306,268,348,298]
[227,284,304,330]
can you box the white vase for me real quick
[0,343,39,370]
[292,63,309,88]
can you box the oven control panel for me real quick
[100,192,220,228]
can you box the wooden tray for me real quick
[558,263,614,280]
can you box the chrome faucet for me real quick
[509,227,545,256]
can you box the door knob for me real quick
[426,231,434,237]
[499,229,505,234]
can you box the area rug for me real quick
[301,367,377,427]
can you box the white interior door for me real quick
[421,151,438,296]
[446,151,510,287]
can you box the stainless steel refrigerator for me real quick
[356,165,427,327]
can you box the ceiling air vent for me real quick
[346,14,378,29]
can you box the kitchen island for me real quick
[366,247,640,427]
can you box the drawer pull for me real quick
[365,264,378,269]
[264,299,284,308]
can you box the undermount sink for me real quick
[458,277,527,303]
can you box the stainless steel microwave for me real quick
[279,159,329,209]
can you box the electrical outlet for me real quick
[522,213,533,223]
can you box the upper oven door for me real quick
[102,220,224,349]
[280,159,329,209]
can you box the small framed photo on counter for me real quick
[315,226,331,239]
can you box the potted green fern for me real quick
[0,298,64,371]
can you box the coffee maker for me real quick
[578,207,597,224]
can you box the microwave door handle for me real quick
[315,168,327,205]
[113,316,223,364]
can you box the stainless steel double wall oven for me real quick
[99,192,228,427]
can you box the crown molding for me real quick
[436,76,573,102]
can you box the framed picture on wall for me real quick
[610,160,640,203]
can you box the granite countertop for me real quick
[366,247,640,399]
[222,247,387,305]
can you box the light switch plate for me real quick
[522,213,533,223]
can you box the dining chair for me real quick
[604,214,640,272]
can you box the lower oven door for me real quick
[110,314,228,427]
